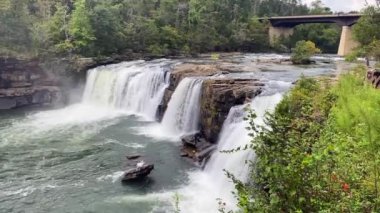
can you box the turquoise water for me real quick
[0,54,349,213]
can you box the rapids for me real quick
[0,54,346,213]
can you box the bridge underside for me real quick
[265,15,361,56]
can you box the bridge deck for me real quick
[260,14,362,27]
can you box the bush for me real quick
[291,40,321,64]
[236,66,380,212]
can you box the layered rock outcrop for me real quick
[159,63,264,144]
[0,58,62,109]
[200,79,263,143]
[157,64,222,118]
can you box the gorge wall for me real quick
[0,58,62,109]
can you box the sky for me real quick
[303,0,377,12]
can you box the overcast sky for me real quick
[303,0,377,12]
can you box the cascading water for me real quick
[178,92,284,213]
[0,54,340,213]
[160,78,203,137]
[82,60,172,120]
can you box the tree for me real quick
[68,0,95,55]
[291,40,321,64]
[352,6,380,64]
[353,6,380,47]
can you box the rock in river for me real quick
[121,161,154,182]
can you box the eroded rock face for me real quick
[0,58,62,109]
[158,63,264,144]
[200,79,263,143]
[157,64,221,119]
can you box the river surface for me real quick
[0,54,351,213]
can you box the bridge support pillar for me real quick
[269,26,294,46]
[338,26,359,56]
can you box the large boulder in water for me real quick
[200,79,263,143]
[122,162,154,182]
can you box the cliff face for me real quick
[200,79,263,143]
[0,58,62,109]
[157,64,221,119]
[158,63,264,144]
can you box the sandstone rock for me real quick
[158,63,264,142]
[200,79,263,143]
[0,57,62,109]
[158,64,223,120]
[122,162,154,182]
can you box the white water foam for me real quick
[177,93,284,213]
[135,77,203,141]
[0,60,174,147]
[83,60,172,121]
[97,171,125,183]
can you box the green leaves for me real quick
[236,66,380,212]
[291,40,321,64]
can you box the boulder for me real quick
[367,69,380,88]
[181,133,203,147]
[200,79,263,143]
[121,162,154,182]
[126,154,142,160]
[180,133,217,164]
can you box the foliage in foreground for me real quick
[235,66,380,212]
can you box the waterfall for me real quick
[82,61,171,120]
[178,93,284,213]
[160,78,203,137]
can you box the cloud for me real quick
[303,0,377,12]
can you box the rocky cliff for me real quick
[200,79,263,143]
[0,58,62,109]
[159,63,264,144]
[157,64,222,119]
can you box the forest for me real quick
[0,0,344,60]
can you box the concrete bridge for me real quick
[261,14,362,56]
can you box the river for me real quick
[0,54,350,213]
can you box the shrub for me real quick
[236,66,380,212]
[291,40,321,64]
